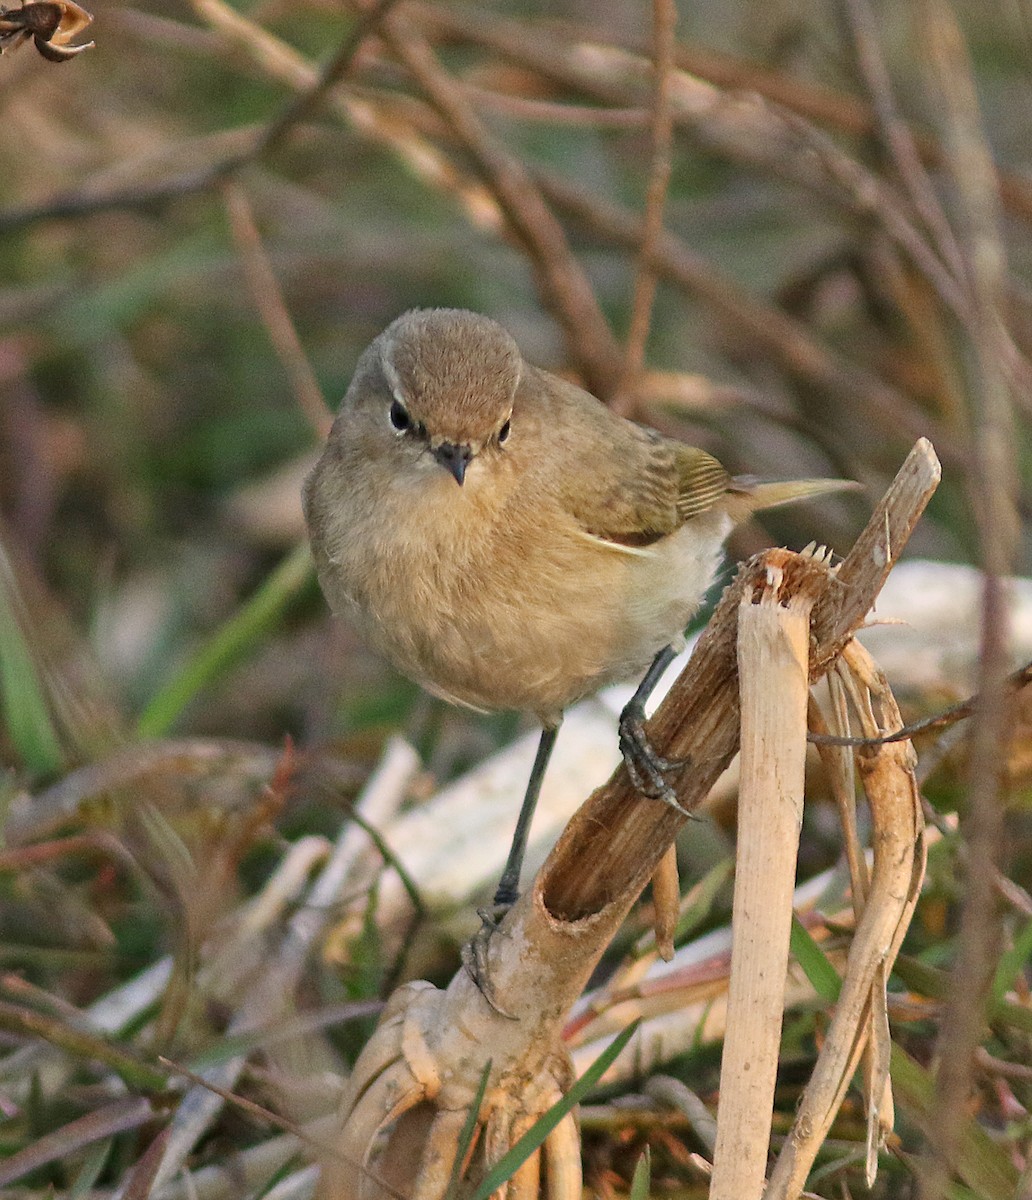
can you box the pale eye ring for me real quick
[498,418,511,444]
[389,399,411,433]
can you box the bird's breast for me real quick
[317,469,730,719]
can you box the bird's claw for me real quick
[618,702,686,813]
[461,905,518,1019]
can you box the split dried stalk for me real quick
[766,641,926,1198]
[708,555,817,1199]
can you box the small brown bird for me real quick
[304,308,850,916]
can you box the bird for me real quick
[303,307,851,935]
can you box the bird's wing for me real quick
[673,446,735,521]
[531,371,732,548]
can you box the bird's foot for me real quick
[461,903,518,1019]
[618,701,686,812]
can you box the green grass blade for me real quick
[0,550,64,775]
[444,1059,493,1200]
[891,1043,1018,1200]
[629,1145,652,1200]
[67,1137,113,1200]
[136,541,313,737]
[468,1020,639,1200]
[990,914,1032,1015]
[790,914,842,1003]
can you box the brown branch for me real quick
[618,0,677,412]
[0,0,400,233]
[842,0,965,284]
[378,10,625,399]
[222,181,333,440]
[234,0,403,166]
[534,169,961,466]
[417,5,1032,227]
[456,85,649,129]
[916,5,1019,1198]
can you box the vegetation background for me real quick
[0,0,1030,1195]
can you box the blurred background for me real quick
[1,0,1031,1195]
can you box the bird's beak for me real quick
[433,442,472,486]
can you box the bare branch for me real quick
[222,181,333,440]
[535,170,961,466]
[842,0,965,281]
[618,0,677,413]
[916,5,1019,1197]
[379,11,625,399]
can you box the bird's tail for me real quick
[724,477,860,522]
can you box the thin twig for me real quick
[379,10,625,398]
[0,0,399,233]
[222,181,333,440]
[774,106,974,326]
[157,1057,408,1200]
[534,168,960,464]
[916,5,1018,1199]
[458,85,649,129]
[807,659,1032,747]
[841,0,966,284]
[237,0,403,166]
[618,0,677,413]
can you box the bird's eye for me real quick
[498,418,511,444]
[389,399,411,432]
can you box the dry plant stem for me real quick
[808,692,867,906]
[459,85,648,129]
[535,171,957,462]
[645,1075,718,1155]
[318,955,584,1198]
[618,0,677,410]
[918,5,1018,1197]
[244,0,405,164]
[150,739,419,1194]
[222,181,333,440]
[766,641,926,1199]
[414,8,973,327]
[378,11,624,400]
[842,0,965,284]
[708,568,814,1200]
[650,845,679,962]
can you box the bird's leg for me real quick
[619,644,686,810]
[492,722,560,909]
[463,721,560,1014]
